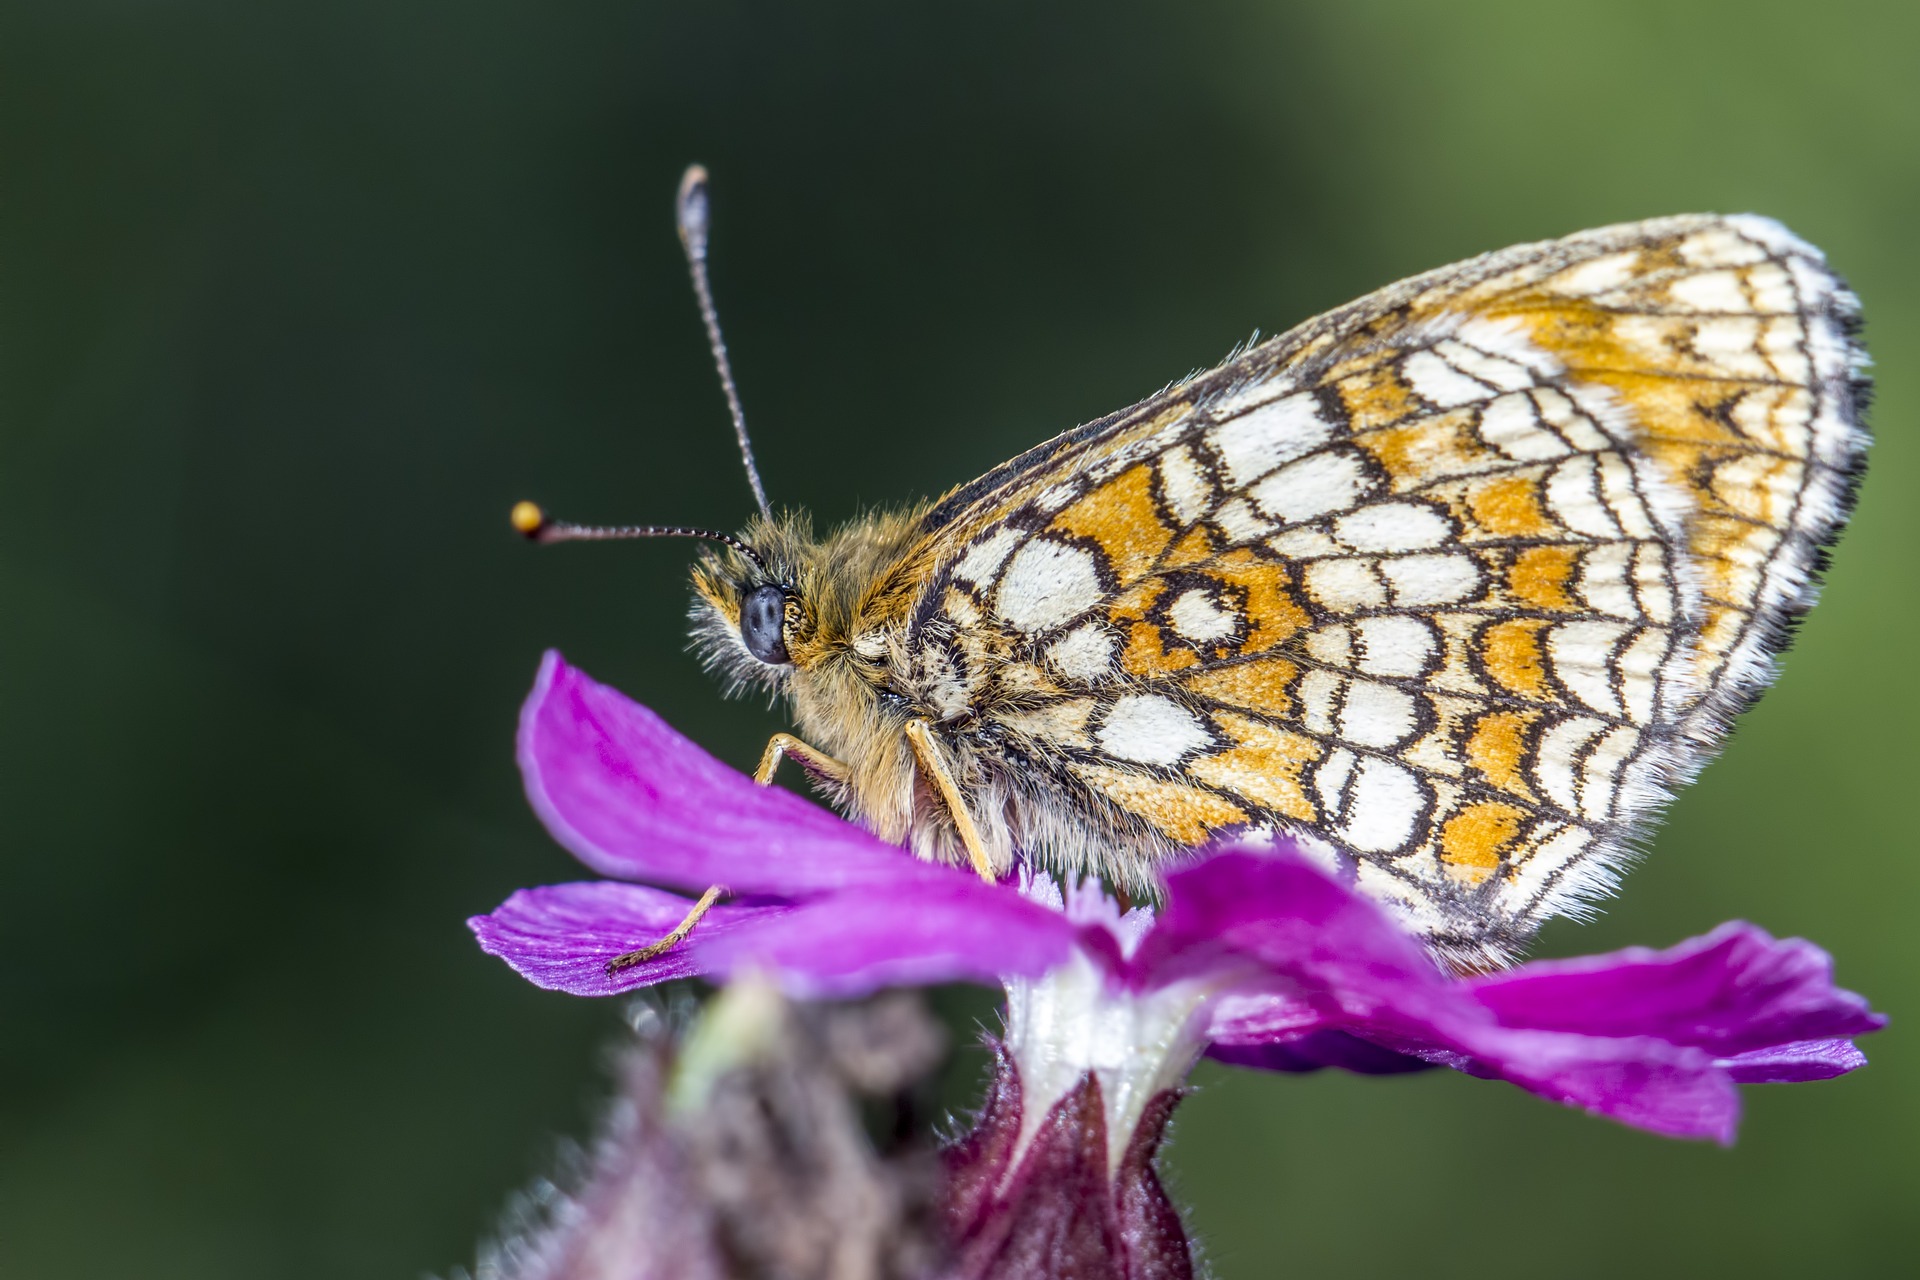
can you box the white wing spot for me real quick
[1207,392,1334,485]
[996,539,1102,634]
[954,526,1021,587]
[1212,497,1275,544]
[1434,339,1535,392]
[1207,372,1299,419]
[1691,316,1772,379]
[1249,450,1373,523]
[1167,588,1238,644]
[1339,680,1419,749]
[1297,669,1342,735]
[1535,386,1612,452]
[1669,270,1749,313]
[1479,393,1570,462]
[1334,502,1451,553]
[1597,454,1659,539]
[1677,229,1767,269]
[1267,527,1343,559]
[1747,263,1799,315]
[1760,316,1811,383]
[1047,625,1118,682]
[1724,214,1818,260]
[1553,251,1641,296]
[1158,445,1213,525]
[1513,826,1593,896]
[1033,483,1081,515]
[1567,382,1637,445]
[1575,542,1637,618]
[1549,620,1629,716]
[1304,558,1388,611]
[1545,455,1619,538]
[1305,623,1352,667]
[1355,616,1436,678]
[1338,758,1424,853]
[1313,746,1356,812]
[1380,553,1480,606]
[1579,725,1637,822]
[1633,543,1675,626]
[1616,628,1669,725]
[1404,349,1492,408]
[1535,716,1608,813]
[1096,694,1211,767]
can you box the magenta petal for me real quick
[518,652,946,894]
[1448,1029,1741,1142]
[1168,849,1773,1140]
[691,877,1078,999]
[1208,994,1749,1139]
[1212,995,1747,1140]
[1720,1039,1870,1083]
[469,881,789,995]
[1207,1031,1435,1075]
[1133,845,1438,994]
[1465,922,1886,1053]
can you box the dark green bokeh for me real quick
[2,3,1913,1276]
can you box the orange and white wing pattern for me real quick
[889,214,1867,964]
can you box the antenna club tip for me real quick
[510,501,548,538]
[676,164,710,247]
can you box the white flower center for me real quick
[1001,950,1217,1177]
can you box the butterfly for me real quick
[517,167,1868,969]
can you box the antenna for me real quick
[677,165,773,520]
[510,501,769,574]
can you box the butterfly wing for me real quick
[882,215,1867,963]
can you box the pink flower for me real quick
[473,654,1883,1146]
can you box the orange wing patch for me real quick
[1067,761,1249,844]
[1050,463,1174,581]
[1505,545,1581,611]
[1463,710,1541,801]
[1440,801,1531,885]
[1465,474,1559,539]
[1187,712,1322,822]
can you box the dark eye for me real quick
[740,584,791,665]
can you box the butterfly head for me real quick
[686,511,826,696]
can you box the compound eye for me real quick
[740,584,791,665]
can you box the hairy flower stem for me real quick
[457,981,947,1280]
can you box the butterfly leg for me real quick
[904,719,997,883]
[604,735,849,974]
[754,733,850,786]
[604,883,729,976]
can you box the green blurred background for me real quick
[2,2,1913,1275]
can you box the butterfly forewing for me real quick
[885,214,1866,963]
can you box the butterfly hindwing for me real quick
[880,214,1865,963]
